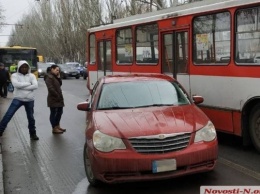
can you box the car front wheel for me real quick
[249,103,260,153]
[83,143,100,186]
[61,73,67,79]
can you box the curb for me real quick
[0,139,3,194]
[0,97,6,194]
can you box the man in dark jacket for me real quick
[0,63,10,98]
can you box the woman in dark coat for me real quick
[44,65,66,134]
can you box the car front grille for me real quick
[129,133,191,154]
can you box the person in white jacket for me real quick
[0,60,39,140]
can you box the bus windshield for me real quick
[0,48,38,72]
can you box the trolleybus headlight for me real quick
[93,130,126,152]
[194,121,216,142]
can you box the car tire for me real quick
[83,72,88,80]
[76,76,80,79]
[61,73,66,79]
[83,143,100,186]
[249,103,260,152]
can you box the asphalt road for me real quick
[0,77,259,194]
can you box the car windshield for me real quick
[38,63,49,69]
[67,63,80,67]
[97,80,190,110]
[59,64,72,70]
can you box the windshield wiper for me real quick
[134,104,175,108]
[98,106,133,110]
[98,104,176,110]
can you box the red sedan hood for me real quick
[93,105,209,138]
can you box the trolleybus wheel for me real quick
[249,104,260,153]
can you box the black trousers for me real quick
[0,82,7,97]
[49,107,63,128]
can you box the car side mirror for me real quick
[192,95,204,104]
[77,101,90,111]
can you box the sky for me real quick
[0,0,186,47]
[0,0,36,46]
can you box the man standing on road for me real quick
[0,63,10,98]
[0,60,39,140]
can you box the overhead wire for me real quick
[0,0,35,45]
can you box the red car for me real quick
[77,73,218,186]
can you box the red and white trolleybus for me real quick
[86,0,260,152]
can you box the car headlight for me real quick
[64,71,67,73]
[38,69,42,73]
[93,130,126,152]
[194,121,216,142]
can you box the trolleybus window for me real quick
[136,23,158,65]
[116,28,133,65]
[163,34,173,73]
[235,7,260,64]
[162,32,188,74]
[176,32,188,73]
[98,41,112,72]
[193,12,230,64]
[89,34,96,64]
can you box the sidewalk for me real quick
[0,97,5,194]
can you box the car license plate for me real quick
[72,73,76,75]
[152,159,176,173]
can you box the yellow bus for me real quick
[37,55,44,62]
[0,46,38,78]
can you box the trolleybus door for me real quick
[97,40,112,79]
[162,30,190,95]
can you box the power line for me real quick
[1,23,23,27]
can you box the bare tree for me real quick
[0,3,5,32]
[6,0,196,63]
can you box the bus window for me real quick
[0,47,38,78]
[162,34,173,73]
[193,12,231,64]
[98,42,104,71]
[235,7,260,64]
[136,23,159,64]
[116,28,133,64]
[176,32,188,73]
[162,31,188,76]
[89,34,96,64]
[98,41,112,72]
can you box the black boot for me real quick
[30,134,39,140]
